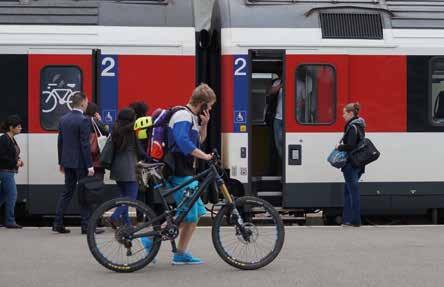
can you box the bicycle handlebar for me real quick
[211,149,221,161]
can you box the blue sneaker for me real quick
[140,237,157,264]
[172,252,204,265]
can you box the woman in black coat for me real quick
[336,103,366,227]
[109,108,148,225]
[0,115,24,228]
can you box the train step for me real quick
[256,191,282,197]
[251,176,282,182]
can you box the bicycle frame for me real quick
[125,162,234,241]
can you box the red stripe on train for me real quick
[118,55,195,111]
[28,54,195,133]
[285,55,407,132]
[221,55,234,133]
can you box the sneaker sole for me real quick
[172,261,204,265]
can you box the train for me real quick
[2,0,444,224]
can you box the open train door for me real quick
[247,50,285,206]
[27,50,96,215]
[283,55,349,211]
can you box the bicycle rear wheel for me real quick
[87,198,161,273]
[212,196,285,270]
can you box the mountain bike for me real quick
[86,150,285,272]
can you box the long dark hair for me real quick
[112,108,136,152]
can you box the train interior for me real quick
[249,50,284,206]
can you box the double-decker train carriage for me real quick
[219,0,444,223]
[0,0,220,217]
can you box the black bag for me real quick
[348,138,380,167]
[201,181,220,205]
[78,177,106,206]
[99,136,114,170]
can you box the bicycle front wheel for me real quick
[87,198,161,273]
[212,196,285,270]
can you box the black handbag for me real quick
[348,138,380,167]
[99,136,114,170]
[78,177,106,206]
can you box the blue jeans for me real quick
[111,181,138,224]
[342,163,363,225]
[273,118,283,158]
[0,171,18,225]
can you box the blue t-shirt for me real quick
[167,108,200,176]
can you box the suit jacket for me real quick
[58,110,93,169]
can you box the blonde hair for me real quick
[189,83,216,107]
[345,102,360,117]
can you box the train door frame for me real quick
[247,49,286,205]
[27,49,96,215]
[283,54,349,210]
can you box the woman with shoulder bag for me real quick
[86,102,109,180]
[336,103,366,227]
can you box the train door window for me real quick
[430,58,444,125]
[295,65,336,125]
[40,66,82,130]
[251,73,279,123]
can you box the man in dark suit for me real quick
[53,92,96,234]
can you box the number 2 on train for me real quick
[234,57,247,76]
[101,57,116,77]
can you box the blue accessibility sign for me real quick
[234,110,246,123]
[102,109,117,124]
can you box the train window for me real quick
[40,66,82,131]
[430,58,444,125]
[295,65,336,125]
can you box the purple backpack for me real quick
[149,106,186,160]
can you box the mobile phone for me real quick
[200,103,208,115]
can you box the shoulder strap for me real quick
[175,105,195,131]
[341,124,352,143]
[354,124,364,143]
[91,118,103,137]
[342,124,364,144]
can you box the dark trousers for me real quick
[54,168,91,230]
[342,163,363,225]
[111,181,138,225]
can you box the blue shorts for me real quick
[168,176,206,223]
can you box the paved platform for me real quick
[1,226,444,287]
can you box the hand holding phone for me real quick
[200,103,210,126]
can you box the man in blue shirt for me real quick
[167,83,216,265]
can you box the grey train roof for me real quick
[0,0,205,28]
[218,0,444,29]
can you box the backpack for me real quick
[149,106,188,161]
